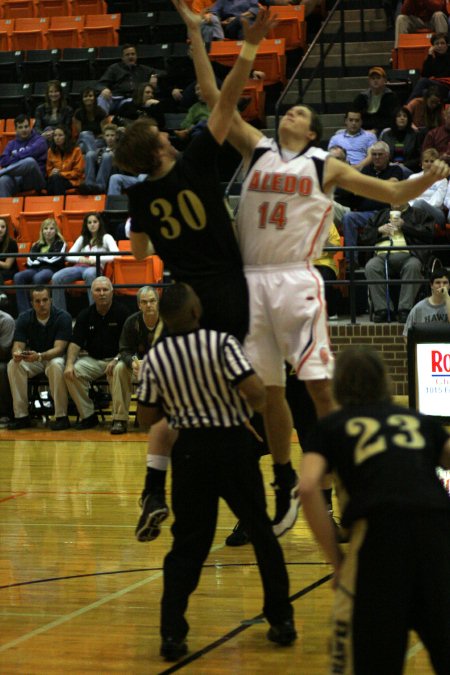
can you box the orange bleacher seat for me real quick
[0,19,14,50]
[2,0,35,19]
[18,195,64,242]
[70,0,107,16]
[47,15,84,49]
[113,254,163,296]
[209,38,286,86]
[15,241,31,272]
[118,239,131,251]
[60,194,106,241]
[0,196,24,233]
[240,78,266,124]
[267,5,306,51]
[82,13,120,47]
[35,0,71,17]
[11,17,49,51]
[395,32,432,70]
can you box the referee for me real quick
[137,283,296,662]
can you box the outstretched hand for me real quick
[241,7,278,45]
[171,0,202,31]
[429,159,450,179]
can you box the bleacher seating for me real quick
[60,194,106,240]
[209,38,287,86]
[393,32,432,70]
[18,195,64,241]
[267,5,306,51]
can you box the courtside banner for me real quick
[416,343,450,417]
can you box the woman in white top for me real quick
[408,147,448,228]
[52,212,118,310]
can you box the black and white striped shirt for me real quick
[138,329,254,429]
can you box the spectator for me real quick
[328,110,377,170]
[422,104,450,161]
[0,308,14,427]
[407,147,448,228]
[173,83,211,144]
[73,86,108,154]
[7,286,72,430]
[352,67,400,135]
[113,286,165,435]
[0,217,18,304]
[13,218,66,314]
[406,84,444,131]
[0,114,47,197]
[79,124,119,195]
[395,0,448,48]
[64,276,131,430]
[51,212,118,311]
[117,83,165,131]
[362,203,434,322]
[341,141,403,265]
[107,171,147,196]
[313,223,341,320]
[46,125,85,196]
[96,44,159,115]
[33,80,73,144]
[407,33,450,102]
[403,266,450,337]
[201,0,259,42]
[379,106,421,175]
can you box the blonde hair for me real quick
[37,217,65,246]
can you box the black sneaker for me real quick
[225,521,250,547]
[74,413,99,430]
[267,620,297,646]
[135,492,169,542]
[272,474,300,537]
[160,637,188,661]
[50,416,71,431]
[8,416,32,430]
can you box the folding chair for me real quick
[2,0,36,19]
[210,38,287,86]
[266,5,306,51]
[396,33,432,70]
[47,15,84,50]
[82,13,120,48]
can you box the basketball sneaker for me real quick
[272,474,300,537]
[267,620,297,646]
[135,492,169,542]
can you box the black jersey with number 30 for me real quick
[304,402,450,527]
[128,127,243,281]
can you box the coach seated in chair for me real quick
[114,285,165,435]
[361,204,434,323]
[7,286,72,430]
[64,276,131,432]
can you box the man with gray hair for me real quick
[112,286,165,435]
[64,276,131,430]
[341,140,403,265]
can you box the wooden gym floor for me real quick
[0,423,436,674]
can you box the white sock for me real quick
[147,454,170,471]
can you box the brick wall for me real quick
[329,322,408,396]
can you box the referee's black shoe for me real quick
[160,637,188,661]
[267,620,297,646]
[272,473,300,537]
[135,492,169,542]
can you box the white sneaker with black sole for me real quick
[135,493,169,542]
[272,474,300,538]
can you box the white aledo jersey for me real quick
[237,137,334,266]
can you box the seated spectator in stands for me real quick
[328,146,352,228]
[395,0,448,48]
[113,285,165,435]
[422,105,450,161]
[403,266,450,337]
[117,83,165,131]
[96,44,160,115]
[64,276,131,431]
[13,218,66,314]
[313,223,341,320]
[407,33,450,102]
[328,110,377,170]
[173,83,211,144]
[108,171,147,195]
[379,106,421,175]
[51,212,118,311]
[0,217,18,305]
[33,80,73,145]
[201,0,259,42]
[7,286,72,430]
[341,141,403,265]
[73,86,108,154]
[0,114,47,197]
[46,125,85,196]
[0,308,14,428]
[352,67,400,135]
[362,203,434,322]
[78,124,119,195]
[408,147,448,228]
[406,84,444,131]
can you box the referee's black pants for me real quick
[160,425,293,641]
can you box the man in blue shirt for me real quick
[328,110,377,170]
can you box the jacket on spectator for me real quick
[379,127,421,171]
[352,87,400,134]
[0,130,47,174]
[26,239,66,271]
[33,104,74,134]
[96,62,154,98]
[119,310,165,367]
[46,146,85,187]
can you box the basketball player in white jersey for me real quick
[173,0,450,536]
